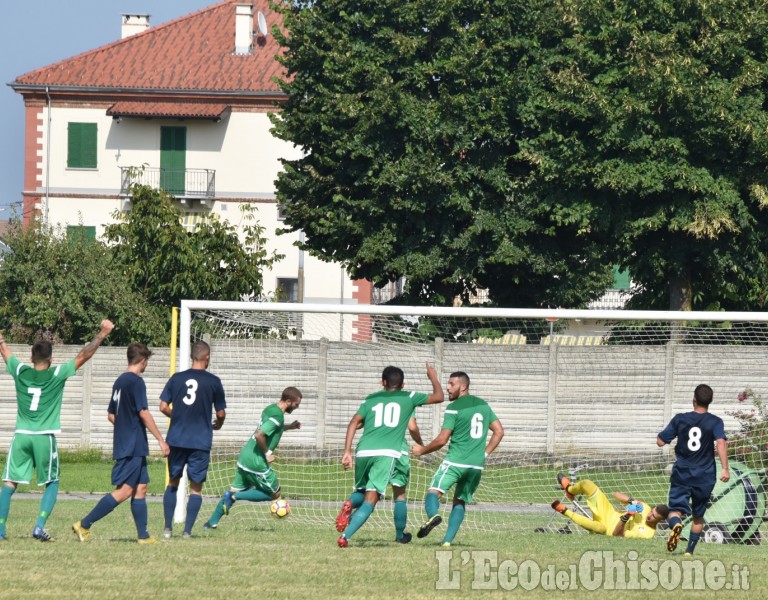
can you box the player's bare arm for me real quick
[159,400,172,418]
[412,428,451,457]
[425,362,444,404]
[74,319,114,370]
[212,409,226,430]
[408,417,423,445]
[716,438,730,482]
[341,414,363,470]
[0,331,10,363]
[656,436,667,447]
[139,408,170,457]
[485,419,504,456]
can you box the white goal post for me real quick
[178,300,768,544]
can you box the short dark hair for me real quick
[281,386,302,402]
[655,504,670,520]
[31,340,53,364]
[127,343,152,365]
[449,371,470,388]
[694,384,713,408]
[191,340,210,361]
[381,366,404,390]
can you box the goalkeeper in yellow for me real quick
[551,474,669,539]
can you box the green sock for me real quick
[425,492,440,518]
[207,497,227,527]
[442,504,465,544]
[394,499,407,540]
[343,502,374,540]
[36,481,59,529]
[350,491,365,508]
[0,485,15,537]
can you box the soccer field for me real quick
[2,494,766,599]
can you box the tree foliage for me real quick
[103,185,282,310]
[273,0,768,309]
[272,0,614,307]
[523,0,768,310]
[0,222,166,345]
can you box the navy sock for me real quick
[163,486,178,530]
[131,498,149,538]
[686,532,701,554]
[185,494,203,534]
[81,494,120,529]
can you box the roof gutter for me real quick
[9,83,288,100]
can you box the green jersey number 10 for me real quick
[372,402,401,428]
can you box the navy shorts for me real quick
[168,447,211,483]
[668,466,715,518]
[112,456,149,487]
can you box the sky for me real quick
[0,0,217,216]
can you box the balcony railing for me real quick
[120,167,216,198]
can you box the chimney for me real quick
[121,14,150,39]
[235,4,253,55]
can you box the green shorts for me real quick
[2,433,60,485]
[354,455,397,495]
[232,466,280,495]
[390,453,410,488]
[429,461,482,504]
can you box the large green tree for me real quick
[522,0,768,310]
[272,0,614,307]
[0,223,166,345]
[273,0,768,310]
[103,185,281,310]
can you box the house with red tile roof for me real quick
[10,0,373,306]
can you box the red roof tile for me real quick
[107,101,231,120]
[13,0,285,95]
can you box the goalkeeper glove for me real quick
[626,503,643,515]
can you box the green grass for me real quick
[1,498,766,600]
[3,453,766,599]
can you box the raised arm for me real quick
[425,362,444,404]
[74,320,114,370]
[0,331,11,363]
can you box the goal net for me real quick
[182,301,768,544]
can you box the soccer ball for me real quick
[270,499,290,518]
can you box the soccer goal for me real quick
[181,300,768,544]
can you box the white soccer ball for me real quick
[270,498,290,518]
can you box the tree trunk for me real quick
[669,274,692,311]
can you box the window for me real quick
[67,123,98,169]
[276,277,299,303]
[277,201,287,221]
[66,225,96,242]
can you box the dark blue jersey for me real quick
[161,368,226,451]
[108,372,149,460]
[658,411,726,476]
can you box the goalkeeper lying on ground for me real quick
[551,474,670,539]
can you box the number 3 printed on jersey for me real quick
[183,378,199,405]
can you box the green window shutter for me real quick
[67,225,96,242]
[67,123,97,168]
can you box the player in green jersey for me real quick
[203,387,302,529]
[412,371,504,546]
[337,363,443,548]
[0,320,114,541]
